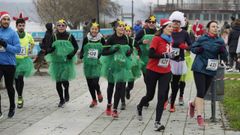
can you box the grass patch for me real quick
[223,74,240,130]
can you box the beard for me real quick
[0,23,9,29]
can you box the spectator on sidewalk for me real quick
[0,11,21,118]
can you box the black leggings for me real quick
[86,78,101,100]
[0,65,16,109]
[15,75,24,97]
[170,75,181,105]
[138,70,171,122]
[107,82,126,110]
[193,72,213,98]
[56,81,69,101]
[126,81,134,92]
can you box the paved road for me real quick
[0,64,239,135]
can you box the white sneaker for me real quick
[154,121,165,131]
[0,112,3,119]
[227,68,233,72]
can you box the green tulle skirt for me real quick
[15,57,35,77]
[128,49,143,81]
[100,45,133,83]
[83,42,102,78]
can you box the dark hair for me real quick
[16,18,25,26]
[206,20,218,29]
[155,25,167,36]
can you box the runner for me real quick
[168,11,192,112]
[137,19,173,131]
[13,13,35,109]
[80,22,104,108]
[189,20,228,127]
[101,20,133,118]
[0,11,21,118]
[45,19,78,107]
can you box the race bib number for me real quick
[158,58,170,68]
[172,48,180,56]
[0,46,6,52]
[88,49,98,59]
[18,47,27,56]
[206,59,218,71]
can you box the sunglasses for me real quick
[149,21,156,24]
[57,24,66,27]
[172,20,181,23]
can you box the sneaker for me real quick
[120,103,126,110]
[89,100,97,108]
[0,112,3,119]
[17,96,24,109]
[164,101,168,110]
[169,105,175,112]
[227,68,233,72]
[105,104,112,116]
[197,115,204,127]
[126,90,130,100]
[8,108,15,118]
[188,101,195,118]
[154,121,165,131]
[179,97,184,106]
[112,110,118,119]
[97,93,103,103]
[58,100,65,108]
[137,105,143,121]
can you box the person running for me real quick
[167,11,192,112]
[137,19,173,131]
[80,22,104,108]
[124,25,142,101]
[0,11,21,118]
[13,13,35,109]
[135,16,157,107]
[101,20,133,118]
[46,19,78,107]
[188,20,228,127]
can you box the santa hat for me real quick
[160,19,172,27]
[169,11,185,27]
[0,11,10,20]
[13,12,29,21]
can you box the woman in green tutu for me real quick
[79,22,105,108]
[124,25,142,100]
[14,16,35,109]
[101,20,133,118]
[46,19,79,107]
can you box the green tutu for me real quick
[15,57,35,78]
[83,42,103,78]
[45,39,77,81]
[100,45,132,83]
[180,51,193,81]
[139,34,154,73]
[128,49,143,81]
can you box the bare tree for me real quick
[34,0,120,29]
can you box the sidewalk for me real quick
[0,64,239,135]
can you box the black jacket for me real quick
[228,25,240,53]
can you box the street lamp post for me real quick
[132,0,134,27]
[96,0,100,24]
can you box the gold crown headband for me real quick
[92,22,99,27]
[125,25,131,31]
[149,16,156,22]
[57,19,66,24]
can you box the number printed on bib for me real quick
[158,58,170,68]
[0,46,6,52]
[206,59,218,71]
[88,49,98,59]
[18,47,27,56]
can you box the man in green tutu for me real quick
[46,19,78,107]
[13,13,35,109]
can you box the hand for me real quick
[143,39,150,44]
[219,46,226,54]
[67,54,74,60]
[195,47,204,53]
[0,39,7,48]
[126,50,132,57]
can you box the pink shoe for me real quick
[112,110,118,119]
[105,104,112,116]
[188,101,195,118]
[169,105,175,112]
[197,115,204,127]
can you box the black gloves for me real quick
[67,54,74,60]
[0,39,7,48]
[195,47,204,53]
[47,46,55,53]
[126,50,132,57]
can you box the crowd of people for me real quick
[0,9,239,132]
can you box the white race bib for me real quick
[87,49,98,59]
[172,48,180,56]
[0,46,6,52]
[206,59,218,71]
[18,47,27,56]
[158,58,170,68]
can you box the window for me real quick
[217,14,222,21]
[224,14,229,20]
[195,14,200,20]
[211,14,216,20]
[204,14,209,20]
[189,14,193,20]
